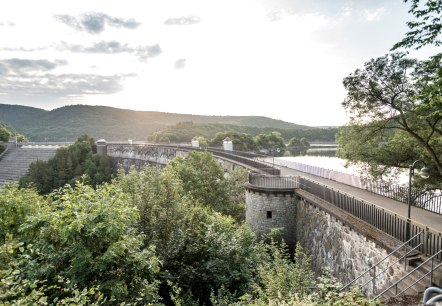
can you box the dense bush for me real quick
[20,135,115,194]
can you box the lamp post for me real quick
[406,160,430,241]
[272,147,280,174]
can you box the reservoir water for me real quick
[283,144,408,185]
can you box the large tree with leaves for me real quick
[339,52,442,181]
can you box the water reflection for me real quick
[288,144,337,157]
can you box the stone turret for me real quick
[245,174,297,250]
[96,139,107,156]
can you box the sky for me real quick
[0,0,438,126]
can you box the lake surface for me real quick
[281,149,409,186]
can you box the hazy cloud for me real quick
[261,0,389,21]
[174,58,186,69]
[136,44,162,61]
[164,15,201,26]
[54,12,141,34]
[0,21,15,26]
[0,58,130,100]
[0,58,67,75]
[0,46,47,52]
[267,10,284,22]
[59,41,162,61]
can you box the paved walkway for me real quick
[261,158,442,233]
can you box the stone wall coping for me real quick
[295,189,403,254]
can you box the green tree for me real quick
[166,151,231,214]
[340,52,442,180]
[20,135,115,194]
[194,136,209,148]
[0,182,161,304]
[0,122,28,142]
[210,131,258,151]
[116,165,258,305]
[392,0,442,50]
[255,131,286,153]
[0,127,11,142]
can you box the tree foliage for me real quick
[255,131,286,153]
[392,0,442,50]
[166,151,241,218]
[115,164,257,305]
[0,121,28,143]
[340,52,442,181]
[209,131,258,151]
[20,135,115,194]
[1,182,161,304]
[1,151,374,305]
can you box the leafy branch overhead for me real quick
[392,0,442,50]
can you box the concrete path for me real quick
[262,158,442,233]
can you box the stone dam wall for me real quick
[245,186,408,296]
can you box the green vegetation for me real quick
[338,0,442,186]
[1,152,376,305]
[339,52,442,182]
[209,131,258,151]
[150,122,338,145]
[0,122,27,143]
[0,121,28,154]
[392,0,442,50]
[19,135,115,194]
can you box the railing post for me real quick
[424,227,429,256]
[430,258,434,287]
[372,265,376,296]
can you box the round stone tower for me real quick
[96,139,107,156]
[245,173,297,249]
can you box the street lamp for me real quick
[406,160,430,241]
[272,147,280,172]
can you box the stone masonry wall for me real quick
[296,197,407,296]
[245,189,297,248]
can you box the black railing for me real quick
[297,177,442,261]
[246,174,441,261]
[204,149,280,175]
[279,161,442,215]
[248,173,298,189]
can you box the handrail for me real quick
[341,231,423,292]
[0,144,9,161]
[373,249,442,301]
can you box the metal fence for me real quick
[246,173,441,261]
[248,173,298,189]
[277,160,442,215]
[205,149,280,175]
[297,177,442,261]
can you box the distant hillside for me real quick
[0,104,335,141]
[0,104,46,126]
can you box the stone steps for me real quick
[378,255,442,302]
[0,147,58,186]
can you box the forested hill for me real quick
[0,104,337,141]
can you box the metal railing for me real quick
[0,144,9,161]
[248,173,299,189]
[277,160,442,215]
[246,173,442,261]
[373,249,442,301]
[205,149,280,175]
[297,177,442,261]
[341,231,423,295]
